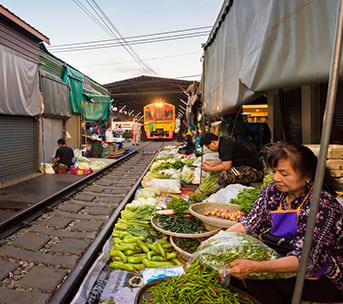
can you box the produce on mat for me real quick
[153,214,208,234]
[142,259,254,304]
[194,231,296,280]
[189,172,219,202]
[229,187,260,213]
[114,204,161,240]
[109,234,182,271]
[204,209,244,221]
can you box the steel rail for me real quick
[48,143,163,304]
[0,149,137,238]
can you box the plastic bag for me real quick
[181,166,195,184]
[204,184,255,203]
[193,231,296,280]
[39,162,55,174]
[146,178,181,193]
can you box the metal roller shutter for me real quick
[0,115,37,184]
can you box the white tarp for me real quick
[203,0,342,116]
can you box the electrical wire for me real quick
[49,26,212,48]
[72,0,156,74]
[48,31,210,52]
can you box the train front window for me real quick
[146,110,153,120]
[164,109,173,119]
[156,110,163,120]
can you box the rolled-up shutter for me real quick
[0,115,36,183]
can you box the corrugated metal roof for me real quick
[0,4,50,44]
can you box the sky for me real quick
[1,0,223,85]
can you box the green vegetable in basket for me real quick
[174,237,200,254]
[166,197,188,214]
[154,214,207,234]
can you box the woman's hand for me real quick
[200,163,211,171]
[228,258,257,280]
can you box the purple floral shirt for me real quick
[239,182,343,293]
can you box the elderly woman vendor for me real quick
[227,142,343,303]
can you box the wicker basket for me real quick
[169,236,195,261]
[151,215,221,238]
[189,202,242,228]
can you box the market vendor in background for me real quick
[199,132,264,187]
[178,133,195,155]
[226,142,343,303]
[52,138,75,173]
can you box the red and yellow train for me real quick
[144,102,175,139]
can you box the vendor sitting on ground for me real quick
[227,142,343,304]
[52,138,75,173]
[178,133,195,155]
[199,132,264,187]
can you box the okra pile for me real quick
[110,231,183,272]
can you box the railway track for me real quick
[0,141,166,304]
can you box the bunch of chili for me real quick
[142,259,254,304]
[154,214,207,234]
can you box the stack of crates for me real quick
[306,144,343,192]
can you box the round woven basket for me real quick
[169,236,195,261]
[189,202,242,228]
[151,215,221,238]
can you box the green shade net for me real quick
[63,66,84,114]
[83,93,111,121]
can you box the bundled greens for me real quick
[114,204,161,240]
[229,187,260,213]
[189,172,219,202]
[181,166,195,184]
[194,231,296,280]
[143,259,254,304]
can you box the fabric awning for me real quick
[203,0,342,117]
[82,93,111,121]
[40,71,71,119]
[63,65,84,114]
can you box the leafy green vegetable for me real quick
[167,197,188,213]
[229,187,260,213]
[189,172,219,202]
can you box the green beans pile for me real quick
[154,214,207,234]
[142,259,254,304]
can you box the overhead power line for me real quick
[72,0,156,74]
[48,30,210,52]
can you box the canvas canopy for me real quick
[203,0,343,116]
[40,71,71,119]
[83,93,111,121]
[0,46,41,116]
[63,65,84,114]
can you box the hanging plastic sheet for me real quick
[83,93,111,121]
[0,46,41,116]
[63,65,84,114]
[203,0,343,116]
[40,71,71,119]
